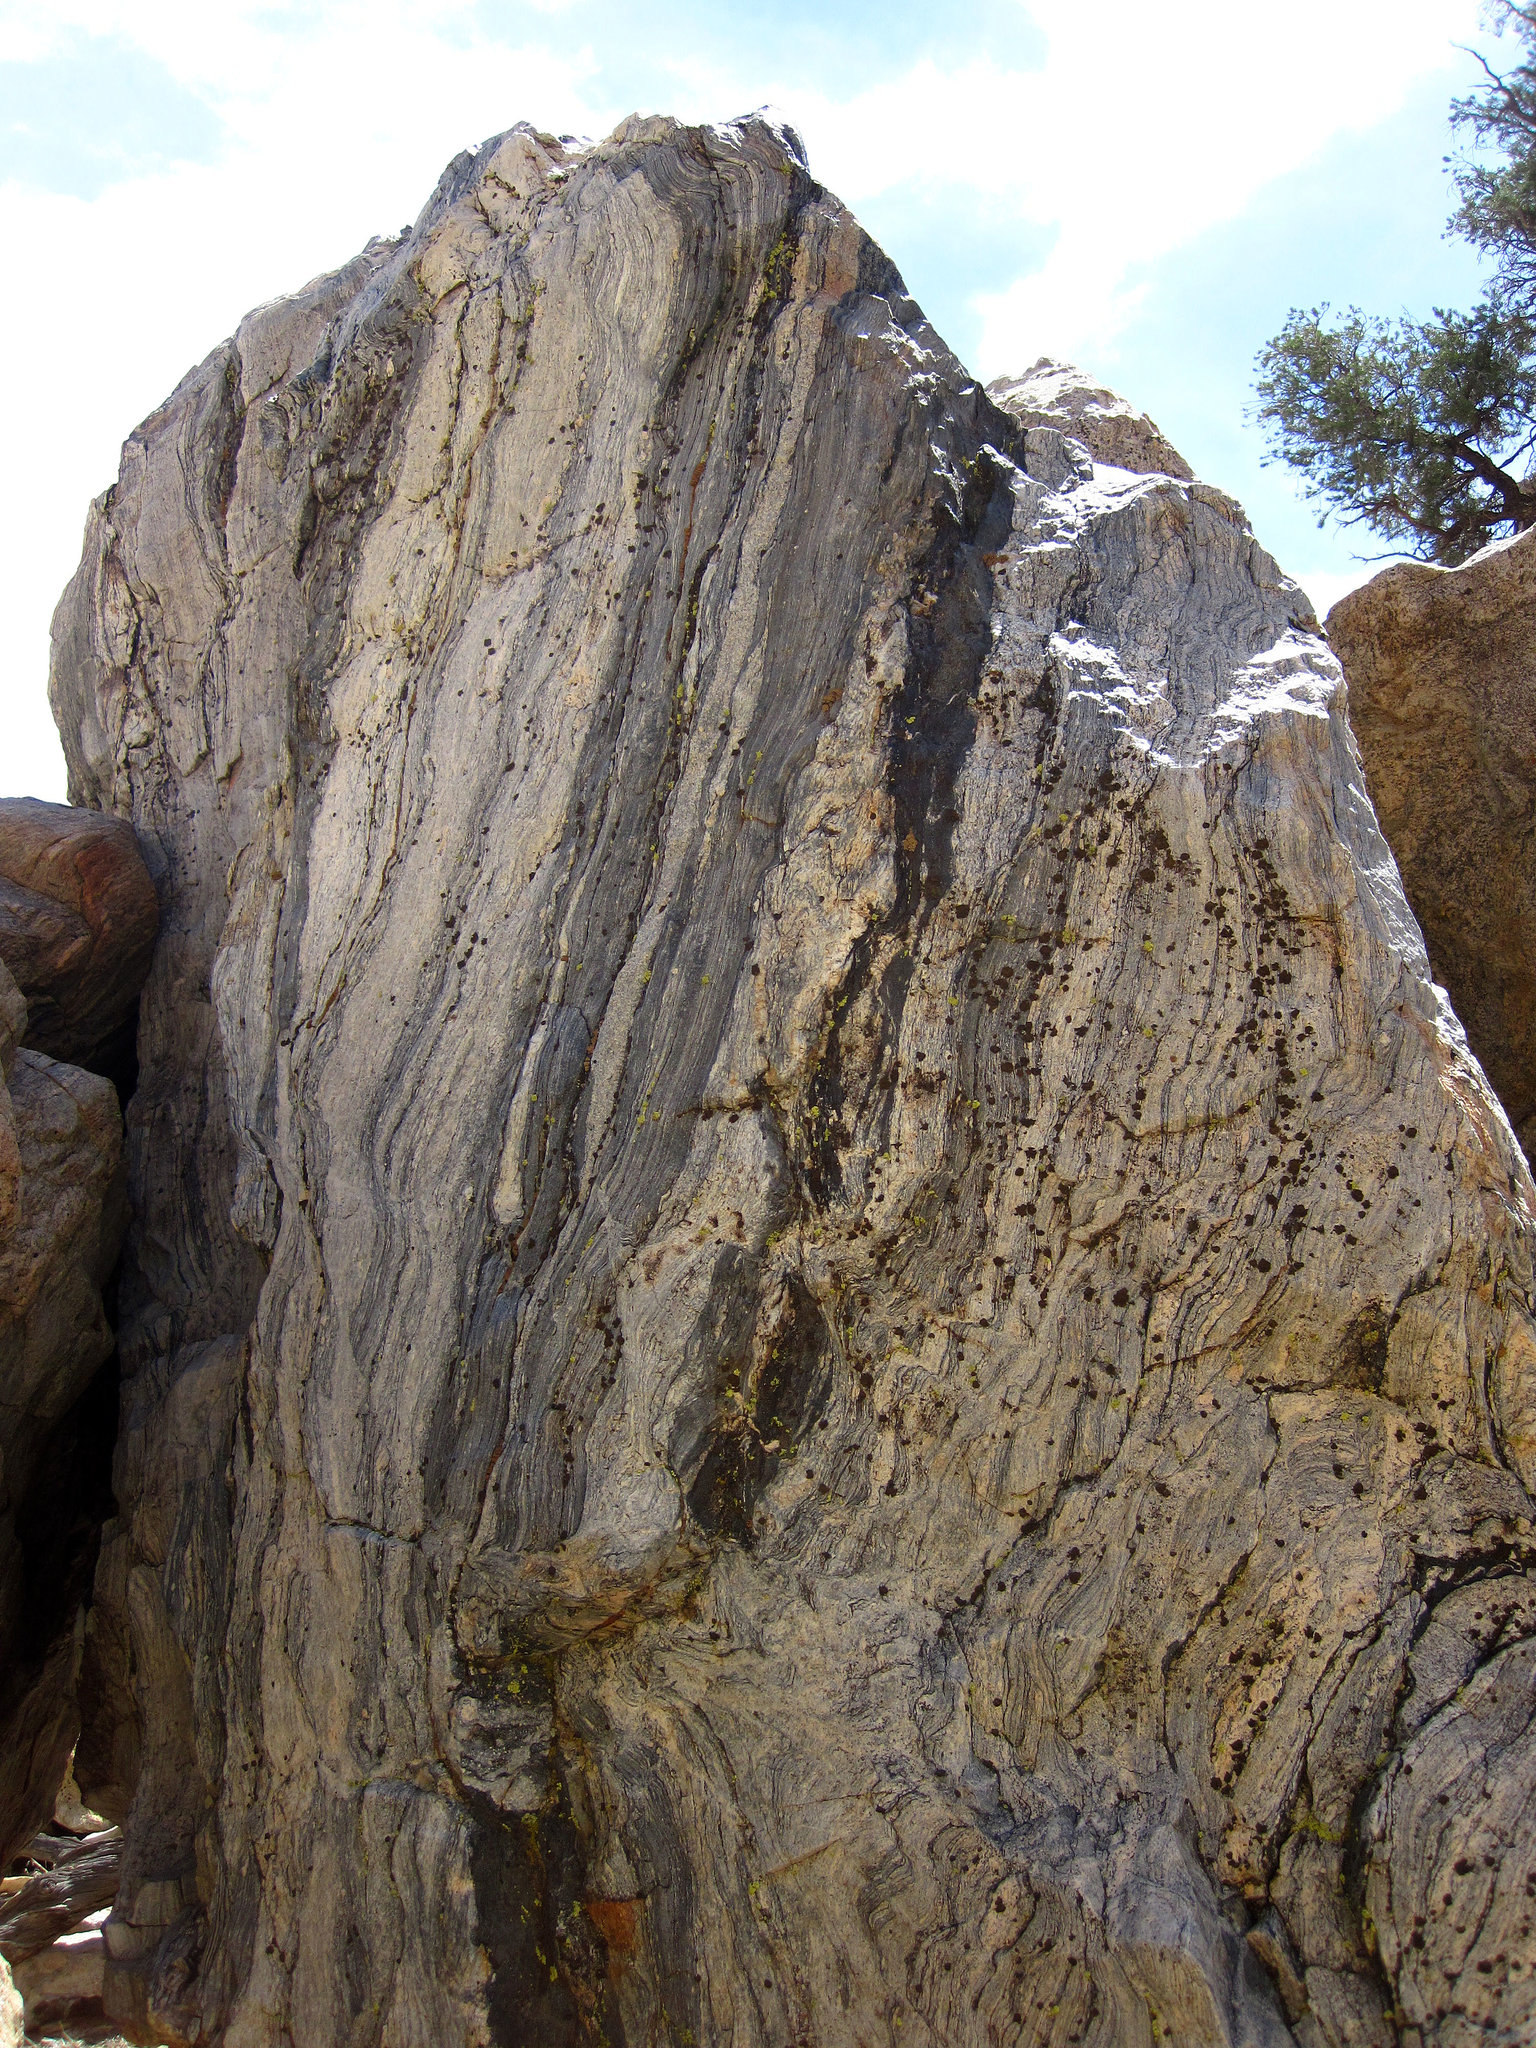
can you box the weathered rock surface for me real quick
[47,114,1536,2048]
[1328,531,1536,1164]
[0,797,158,1085]
[0,953,125,1873]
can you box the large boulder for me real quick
[48,115,1536,2048]
[1328,530,1536,1162]
[0,797,158,1081]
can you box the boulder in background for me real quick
[1328,529,1536,1161]
[0,798,158,1086]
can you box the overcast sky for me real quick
[0,0,1506,798]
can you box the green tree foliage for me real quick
[1452,2,1536,300]
[1256,299,1536,562]
[1256,2,1536,564]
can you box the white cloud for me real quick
[0,3,613,798]
[638,0,1485,369]
[966,0,1484,373]
[1290,564,1385,620]
[760,0,1483,375]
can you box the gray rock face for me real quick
[48,115,1536,2048]
[1327,531,1536,1163]
[0,955,125,1870]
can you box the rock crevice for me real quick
[0,797,156,1889]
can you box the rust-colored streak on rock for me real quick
[584,1895,638,1962]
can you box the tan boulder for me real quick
[1328,530,1536,1160]
[11,1923,106,2015]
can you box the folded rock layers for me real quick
[48,115,1536,2048]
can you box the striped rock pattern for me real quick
[49,115,1536,2048]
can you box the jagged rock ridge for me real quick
[48,114,1536,2047]
[987,359,1196,485]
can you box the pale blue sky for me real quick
[0,0,1506,797]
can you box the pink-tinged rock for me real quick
[0,798,157,1075]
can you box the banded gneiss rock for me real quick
[49,114,1536,2047]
